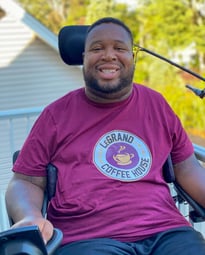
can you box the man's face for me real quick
[83,23,134,99]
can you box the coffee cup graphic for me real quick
[113,152,134,165]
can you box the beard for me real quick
[83,66,135,94]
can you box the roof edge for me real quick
[0,0,58,51]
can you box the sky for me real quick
[115,0,138,9]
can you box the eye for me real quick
[115,45,127,52]
[116,47,126,51]
[90,45,103,52]
[92,48,102,52]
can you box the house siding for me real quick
[0,1,84,231]
[0,15,84,110]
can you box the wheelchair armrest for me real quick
[46,164,58,201]
[41,163,58,217]
[12,150,58,217]
[46,228,63,255]
[12,150,20,164]
[0,225,63,255]
[174,181,205,222]
[163,154,205,222]
[163,155,175,183]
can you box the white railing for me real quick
[0,107,44,231]
[176,143,205,236]
[0,107,44,155]
[0,108,44,197]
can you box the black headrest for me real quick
[58,25,90,65]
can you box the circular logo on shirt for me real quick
[93,130,152,181]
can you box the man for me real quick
[6,17,205,254]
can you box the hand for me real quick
[11,216,54,244]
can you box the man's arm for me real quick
[5,173,54,243]
[174,153,205,207]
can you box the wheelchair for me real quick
[58,24,205,224]
[0,151,62,255]
[1,25,205,255]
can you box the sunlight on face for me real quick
[83,23,135,99]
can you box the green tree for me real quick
[16,0,205,139]
[133,0,205,137]
[85,0,115,24]
[17,0,88,33]
[187,0,205,71]
[85,0,134,25]
[63,0,88,26]
[136,0,205,70]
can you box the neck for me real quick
[85,85,133,104]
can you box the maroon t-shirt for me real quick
[14,84,193,245]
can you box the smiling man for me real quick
[83,19,135,102]
[6,17,205,255]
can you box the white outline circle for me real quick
[93,130,152,181]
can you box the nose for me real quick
[101,47,117,61]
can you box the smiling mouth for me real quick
[98,66,120,79]
[99,68,119,74]
[97,68,119,80]
[100,68,118,73]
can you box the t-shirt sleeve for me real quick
[163,98,194,164]
[13,107,57,176]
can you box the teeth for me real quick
[102,69,116,73]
